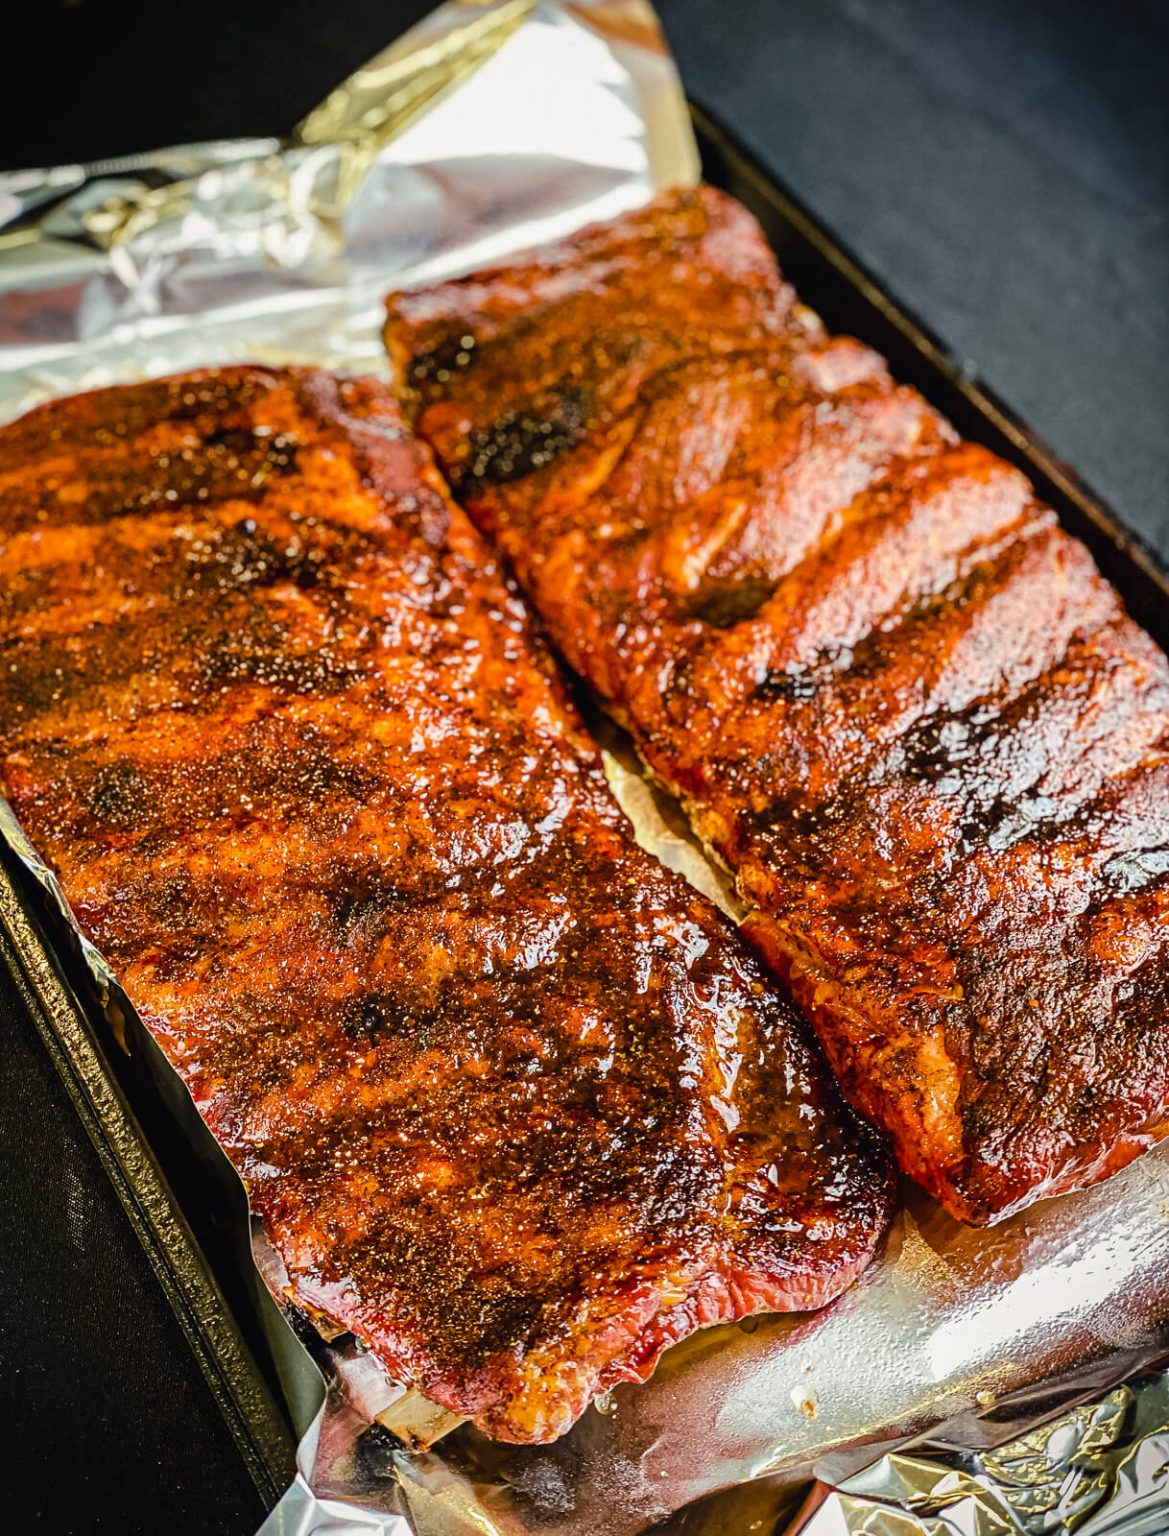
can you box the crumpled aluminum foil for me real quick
[788,1375,1169,1536]
[2,5,1168,1535]
[0,0,695,410]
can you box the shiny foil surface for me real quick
[1,4,1167,1534]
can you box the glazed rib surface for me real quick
[385,186,1169,1225]
[0,366,892,1442]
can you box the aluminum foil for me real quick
[788,1375,1169,1536]
[2,4,1168,1535]
[0,0,695,411]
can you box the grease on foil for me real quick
[2,4,1168,1536]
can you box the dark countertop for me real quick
[2,3,1167,1533]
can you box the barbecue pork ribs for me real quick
[0,366,893,1443]
[385,186,1169,1226]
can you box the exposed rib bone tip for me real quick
[375,1391,469,1452]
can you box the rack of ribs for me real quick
[0,366,893,1443]
[385,186,1169,1226]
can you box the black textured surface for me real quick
[2,4,1167,1533]
[0,947,265,1535]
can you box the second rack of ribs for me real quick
[385,186,1169,1226]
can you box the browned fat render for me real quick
[385,185,1169,1226]
[0,366,892,1443]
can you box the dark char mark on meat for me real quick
[458,388,591,487]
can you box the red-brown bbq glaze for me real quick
[0,365,893,1444]
[385,184,1169,1227]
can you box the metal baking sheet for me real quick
[690,102,1169,644]
[0,847,301,1506]
[1,6,1167,1535]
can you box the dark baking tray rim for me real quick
[690,100,1169,649]
[0,853,301,1507]
[2,96,1167,1532]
